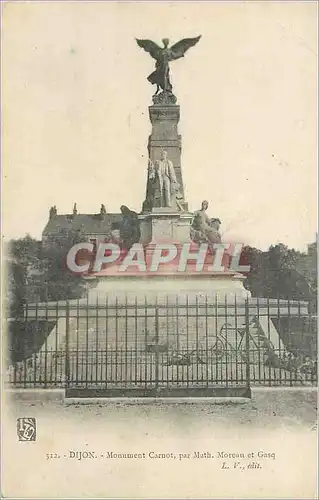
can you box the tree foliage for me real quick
[6,229,88,315]
[242,242,317,309]
[6,234,40,316]
[41,228,88,300]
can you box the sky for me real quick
[2,1,317,251]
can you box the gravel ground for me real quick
[2,388,318,499]
[6,387,318,430]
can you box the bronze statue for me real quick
[136,36,201,95]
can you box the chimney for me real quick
[49,205,57,220]
[100,204,107,220]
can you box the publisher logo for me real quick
[17,418,36,441]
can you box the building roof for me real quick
[42,213,122,238]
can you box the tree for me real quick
[40,228,88,300]
[6,259,25,318]
[242,243,317,305]
[6,235,41,316]
[6,229,89,308]
[240,246,266,297]
[6,230,88,363]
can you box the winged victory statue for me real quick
[136,36,201,96]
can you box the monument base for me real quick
[139,209,193,245]
[89,238,250,300]
[88,272,250,301]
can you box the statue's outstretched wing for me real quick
[169,35,201,61]
[136,39,162,60]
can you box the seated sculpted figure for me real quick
[119,205,141,251]
[190,200,222,248]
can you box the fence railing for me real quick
[5,295,317,391]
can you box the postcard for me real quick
[1,1,317,498]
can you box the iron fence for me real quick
[6,295,317,396]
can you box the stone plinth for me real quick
[139,208,193,245]
[89,239,250,300]
[89,273,250,301]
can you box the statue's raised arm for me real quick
[136,36,201,97]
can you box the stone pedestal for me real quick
[146,102,188,211]
[139,208,193,245]
[89,273,250,301]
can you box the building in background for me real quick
[42,204,122,250]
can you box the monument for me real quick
[136,37,202,246]
[90,35,249,299]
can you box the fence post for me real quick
[65,299,70,389]
[245,298,251,391]
[23,300,29,388]
[154,298,159,391]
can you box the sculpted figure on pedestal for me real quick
[119,205,141,250]
[155,150,180,209]
[136,36,201,97]
[142,152,183,212]
[190,200,222,247]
